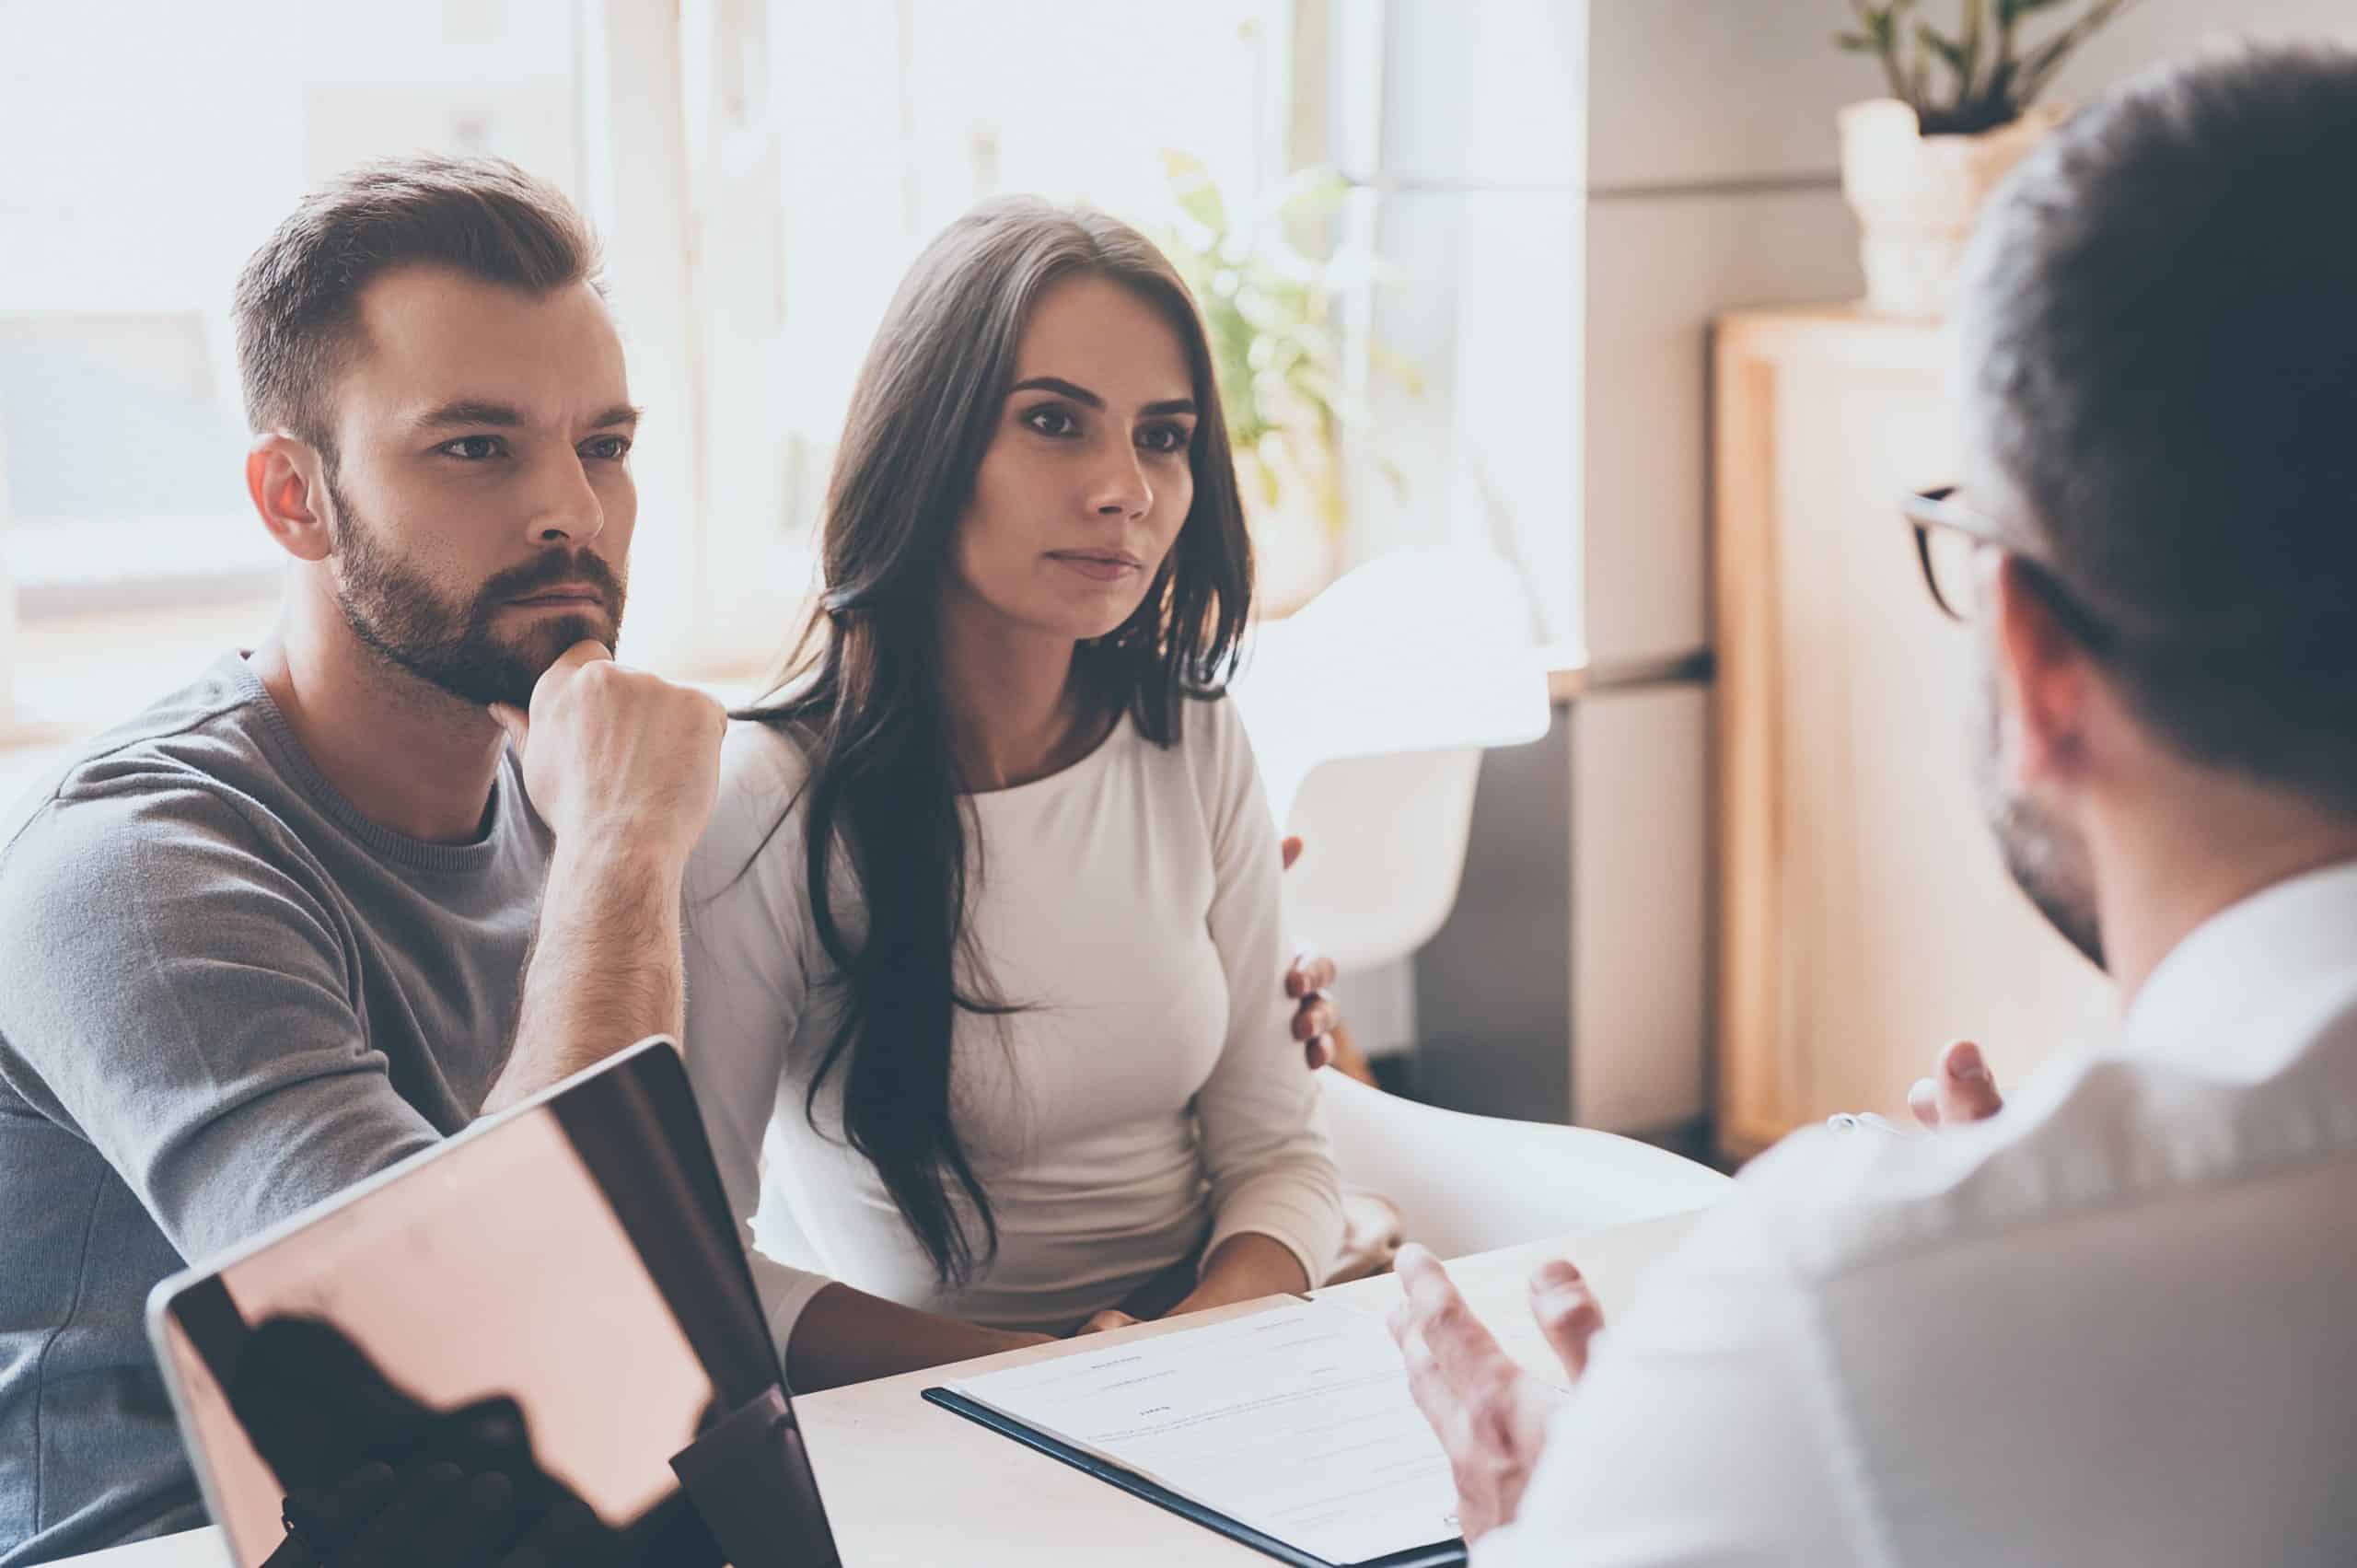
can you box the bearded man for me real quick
[1390,44,2357,1566]
[0,154,1352,1565]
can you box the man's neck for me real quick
[2091,768,2357,1005]
[248,603,509,846]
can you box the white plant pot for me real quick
[1839,98,2067,319]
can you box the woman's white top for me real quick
[681,696,1344,1359]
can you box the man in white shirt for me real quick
[1390,43,2357,1566]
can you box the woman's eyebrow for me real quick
[1009,376,1194,419]
[1010,375,1104,408]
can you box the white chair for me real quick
[1318,1068,1732,1260]
[1236,555,1727,1260]
[1232,551,1552,973]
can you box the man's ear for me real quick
[1988,554,2093,793]
[246,435,334,563]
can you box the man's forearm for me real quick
[482,843,686,1115]
[786,1283,1050,1393]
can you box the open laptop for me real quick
[146,1037,836,1567]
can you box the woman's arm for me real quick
[689,727,1059,1388]
[681,726,846,1365]
[1167,1233,1311,1315]
[784,1283,1052,1392]
[1182,700,1348,1312]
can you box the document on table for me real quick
[944,1300,1461,1566]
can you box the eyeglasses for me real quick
[1902,485,2118,655]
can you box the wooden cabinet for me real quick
[1711,306,2113,1161]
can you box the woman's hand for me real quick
[1073,1309,1143,1336]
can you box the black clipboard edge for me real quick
[920,1387,1466,1568]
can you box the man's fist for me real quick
[489,642,726,869]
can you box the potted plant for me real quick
[1836,0,2139,317]
[1156,153,1414,616]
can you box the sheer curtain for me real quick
[587,0,1284,681]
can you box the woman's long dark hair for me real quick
[739,198,1256,1285]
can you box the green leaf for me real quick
[1160,148,1209,190]
[1267,165,1351,223]
[1155,156,1422,505]
[1366,344,1425,399]
[1956,0,1986,90]
[1161,148,1230,235]
[1835,29,1875,50]
[1918,21,1969,76]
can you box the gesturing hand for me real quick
[489,641,726,870]
[1386,1244,1604,1544]
[1906,1039,2005,1130]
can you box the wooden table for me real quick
[57,1208,1711,1568]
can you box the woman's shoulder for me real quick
[1172,687,1258,789]
[720,714,814,789]
[688,717,816,903]
[1114,690,1264,848]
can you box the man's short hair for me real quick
[1959,43,2357,818]
[232,154,598,461]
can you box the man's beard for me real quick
[326,475,627,711]
[1967,654,2107,970]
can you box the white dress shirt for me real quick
[679,700,1343,1361]
[1482,861,2357,1566]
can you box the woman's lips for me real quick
[1047,552,1142,582]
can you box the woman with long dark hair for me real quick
[682,198,1344,1390]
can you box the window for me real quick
[0,0,590,717]
[1,0,1574,734]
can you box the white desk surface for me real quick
[51,1530,227,1567]
[57,1207,1711,1568]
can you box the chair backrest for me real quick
[1318,1069,1731,1258]
[1232,551,1550,819]
[1276,748,1481,971]
[1233,552,1550,971]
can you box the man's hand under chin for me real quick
[478,641,728,1113]
[1387,1243,1605,1545]
[487,639,726,868]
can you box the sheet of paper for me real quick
[951,1301,1460,1565]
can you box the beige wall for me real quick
[1427,0,2357,1132]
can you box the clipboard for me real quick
[921,1386,1467,1568]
